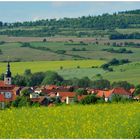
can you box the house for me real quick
[56,92,76,104]
[30,92,40,99]
[96,87,133,102]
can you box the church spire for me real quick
[4,61,12,85]
[5,61,11,78]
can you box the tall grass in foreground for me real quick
[0,103,140,138]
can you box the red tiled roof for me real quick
[46,85,58,90]
[97,90,112,98]
[97,87,132,98]
[58,92,76,98]
[111,87,131,96]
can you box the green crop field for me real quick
[103,62,140,85]
[56,62,140,85]
[0,103,140,138]
[0,60,105,75]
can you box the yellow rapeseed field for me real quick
[0,103,140,138]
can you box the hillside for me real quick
[0,9,140,85]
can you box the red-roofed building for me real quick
[57,92,76,104]
[96,87,133,102]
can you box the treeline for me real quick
[109,32,140,39]
[0,27,59,37]
[0,69,134,90]
[101,58,130,71]
[102,48,133,53]
[0,10,140,30]
[119,9,140,15]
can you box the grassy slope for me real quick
[103,62,140,85]
[0,60,105,75]
[57,62,140,85]
[0,103,140,138]
[1,41,140,61]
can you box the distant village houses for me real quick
[0,62,138,108]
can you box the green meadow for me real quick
[57,62,140,85]
[0,41,140,61]
[0,60,105,75]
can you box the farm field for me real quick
[1,40,140,61]
[0,103,140,138]
[0,60,105,75]
[57,62,140,85]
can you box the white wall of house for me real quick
[30,93,39,98]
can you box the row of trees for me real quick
[101,58,130,71]
[0,69,135,91]
[109,32,140,40]
[102,48,133,54]
[0,10,140,29]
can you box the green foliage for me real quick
[111,81,134,90]
[110,33,140,40]
[101,58,130,71]
[55,50,66,54]
[20,88,32,96]
[0,9,140,37]
[111,94,132,103]
[76,77,91,88]
[12,96,30,107]
[21,42,31,47]
[91,79,110,90]
[24,69,32,76]
[103,48,133,54]
[134,85,140,96]
[42,71,63,85]
[0,41,5,45]
[75,89,88,96]
[80,94,99,104]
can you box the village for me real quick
[0,61,139,109]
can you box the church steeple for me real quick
[4,61,12,85]
[5,61,11,77]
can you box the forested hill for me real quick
[0,9,140,30]
[118,9,140,14]
[0,9,139,37]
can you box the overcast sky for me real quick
[0,1,140,22]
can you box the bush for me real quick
[80,94,99,105]
[12,96,30,107]
[111,94,132,103]
[56,50,66,54]
[112,81,134,90]
[21,42,31,47]
[91,79,110,90]
[75,89,88,96]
